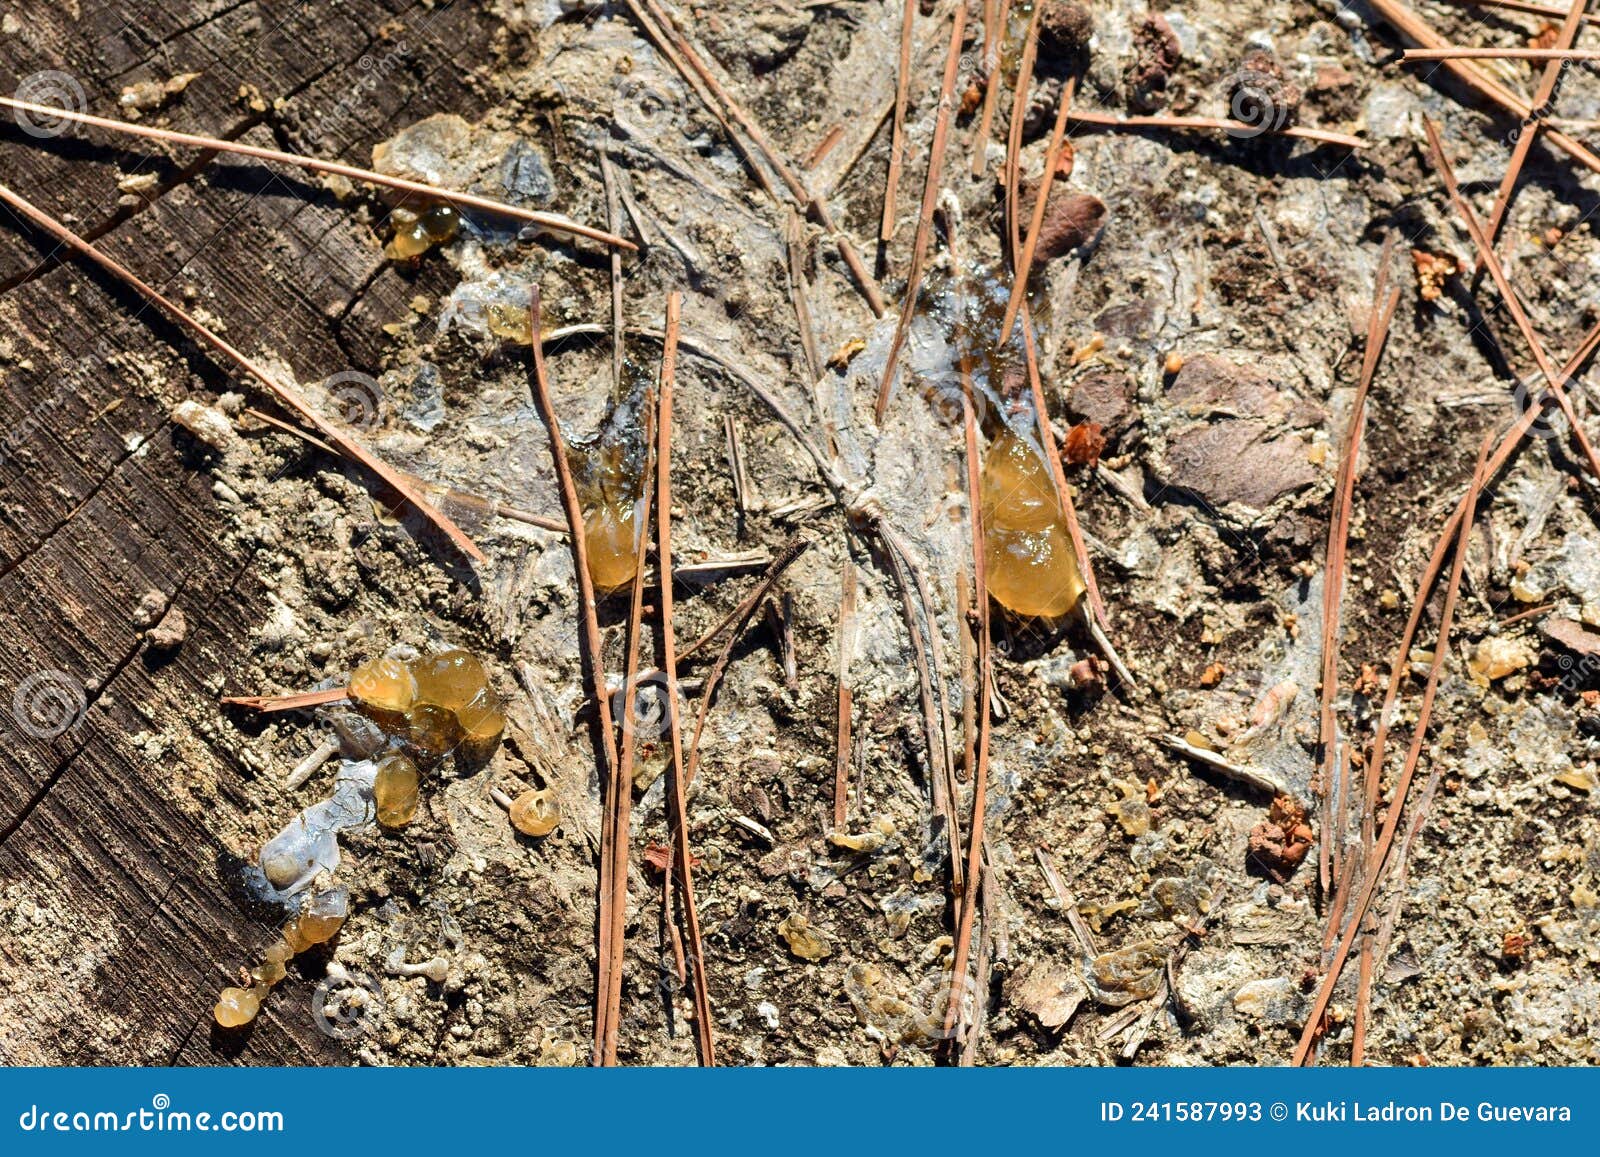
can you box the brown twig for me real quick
[526,288,631,1064]
[874,0,970,422]
[221,687,349,712]
[1498,601,1556,627]
[955,566,977,785]
[1002,1,1045,262]
[244,406,569,534]
[624,0,885,316]
[1359,320,1600,864]
[527,289,621,775]
[600,154,628,393]
[945,339,994,1042]
[683,537,812,787]
[1017,306,1132,684]
[0,96,632,249]
[1295,431,1495,1065]
[875,523,962,888]
[999,76,1078,345]
[0,180,485,562]
[654,292,717,1066]
[1062,108,1368,149]
[1358,757,1449,1063]
[1436,0,1600,21]
[960,872,995,1066]
[835,562,859,828]
[803,123,845,170]
[882,0,919,241]
[1474,0,1589,266]
[1317,240,1401,895]
[1424,116,1600,483]
[1404,46,1600,61]
[595,386,657,1067]
[1365,0,1600,174]
[969,0,1010,177]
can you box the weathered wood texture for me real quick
[0,0,502,1064]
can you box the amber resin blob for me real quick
[980,428,1085,619]
[581,437,646,594]
[217,647,506,1030]
[348,648,506,758]
[384,202,461,260]
[214,886,349,1029]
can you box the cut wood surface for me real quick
[0,0,504,1066]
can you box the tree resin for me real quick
[373,753,421,828]
[384,203,461,260]
[581,441,645,593]
[980,428,1085,618]
[215,887,349,1028]
[348,648,507,758]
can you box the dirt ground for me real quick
[2,0,1599,1067]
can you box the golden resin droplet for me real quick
[419,203,460,243]
[485,302,534,344]
[584,498,640,593]
[351,649,505,761]
[374,752,421,828]
[509,788,558,836]
[349,656,416,716]
[980,429,1085,619]
[290,887,349,948]
[280,919,315,954]
[412,649,488,713]
[581,439,644,593]
[406,702,461,757]
[214,986,260,1028]
[457,687,506,749]
[384,208,433,260]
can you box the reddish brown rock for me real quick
[1169,354,1286,419]
[1167,354,1324,427]
[1247,795,1314,883]
[1066,369,1134,433]
[1062,422,1106,467]
[1024,189,1106,270]
[1543,616,1600,661]
[1163,420,1315,511]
